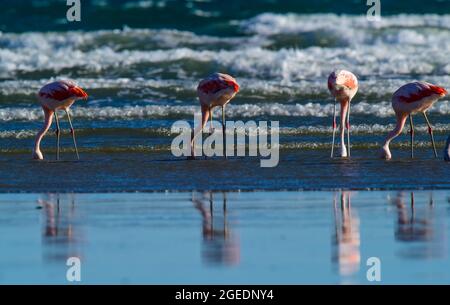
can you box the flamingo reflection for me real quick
[392,192,445,259]
[38,194,82,263]
[332,191,360,276]
[192,192,240,266]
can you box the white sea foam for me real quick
[1,14,450,84]
[3,123,450,139]
[240,13,450,37]
[1,101,449,122]
[0,43,448,86]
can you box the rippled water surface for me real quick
[1,191,449,284]
[1,1,449,167]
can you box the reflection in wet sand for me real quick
[332,191,360,277]
[192,192,240,266]
[392,192,446,259]
[38,194,83,263]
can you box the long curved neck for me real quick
[383,114,407,148]
[190,104,210,156]
[33,108,54,159]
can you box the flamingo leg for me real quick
[222,105,227,159]
[54,112,61,160]
[346,102,351,157]
[331,99,337,158]
[422,112,438,158]
[65,109,80,160]
[409,115,414,158]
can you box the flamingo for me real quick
[380,81,447,160]
[190,73,240,159]
[328,70,359,158]
[33,80,88,160]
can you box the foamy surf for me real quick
[1,101,449,122]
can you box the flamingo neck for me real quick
[381,114,407,159]
[33,108,54,160]
[339,98,350,157]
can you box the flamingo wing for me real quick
[395,82,447,104]
[39,80,87,101]
[198,73,239,94]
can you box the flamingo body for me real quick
[328,70,358,101]
[328,70,358,157]
[190,73,239,158]
[38,80,88,111]
[33,80,88,160]
[197,73,239,108]
[380,81,447,160]
[392,82,447,114]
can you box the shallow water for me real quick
[0,190,449,284]
[1,1,450,285]
[1,5,449,160]
[1,149,450,193]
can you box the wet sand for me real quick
[1,149,449,193]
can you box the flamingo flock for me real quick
[32,73,447,161]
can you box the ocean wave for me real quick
[1,44,448,84]
[4,77,447,101]
[2,123,450,139]
[1,101,449,122]
[2,14,450,82]
[240,13,450,37]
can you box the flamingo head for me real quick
[379,145,392,160]
[32,148,44,160]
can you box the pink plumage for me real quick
[380,81,447,160]
[38,80,88,103]
[190,73,240,159]
[327,70,359,158]
[33,80,88,160]
[197,73,239,97]
[393,81,447,104]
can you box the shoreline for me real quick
[1,149,449,193]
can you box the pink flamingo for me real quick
[33,80,88,160]
[328,70,359,158]
[380,81,447,160]
[190,73,240,159]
